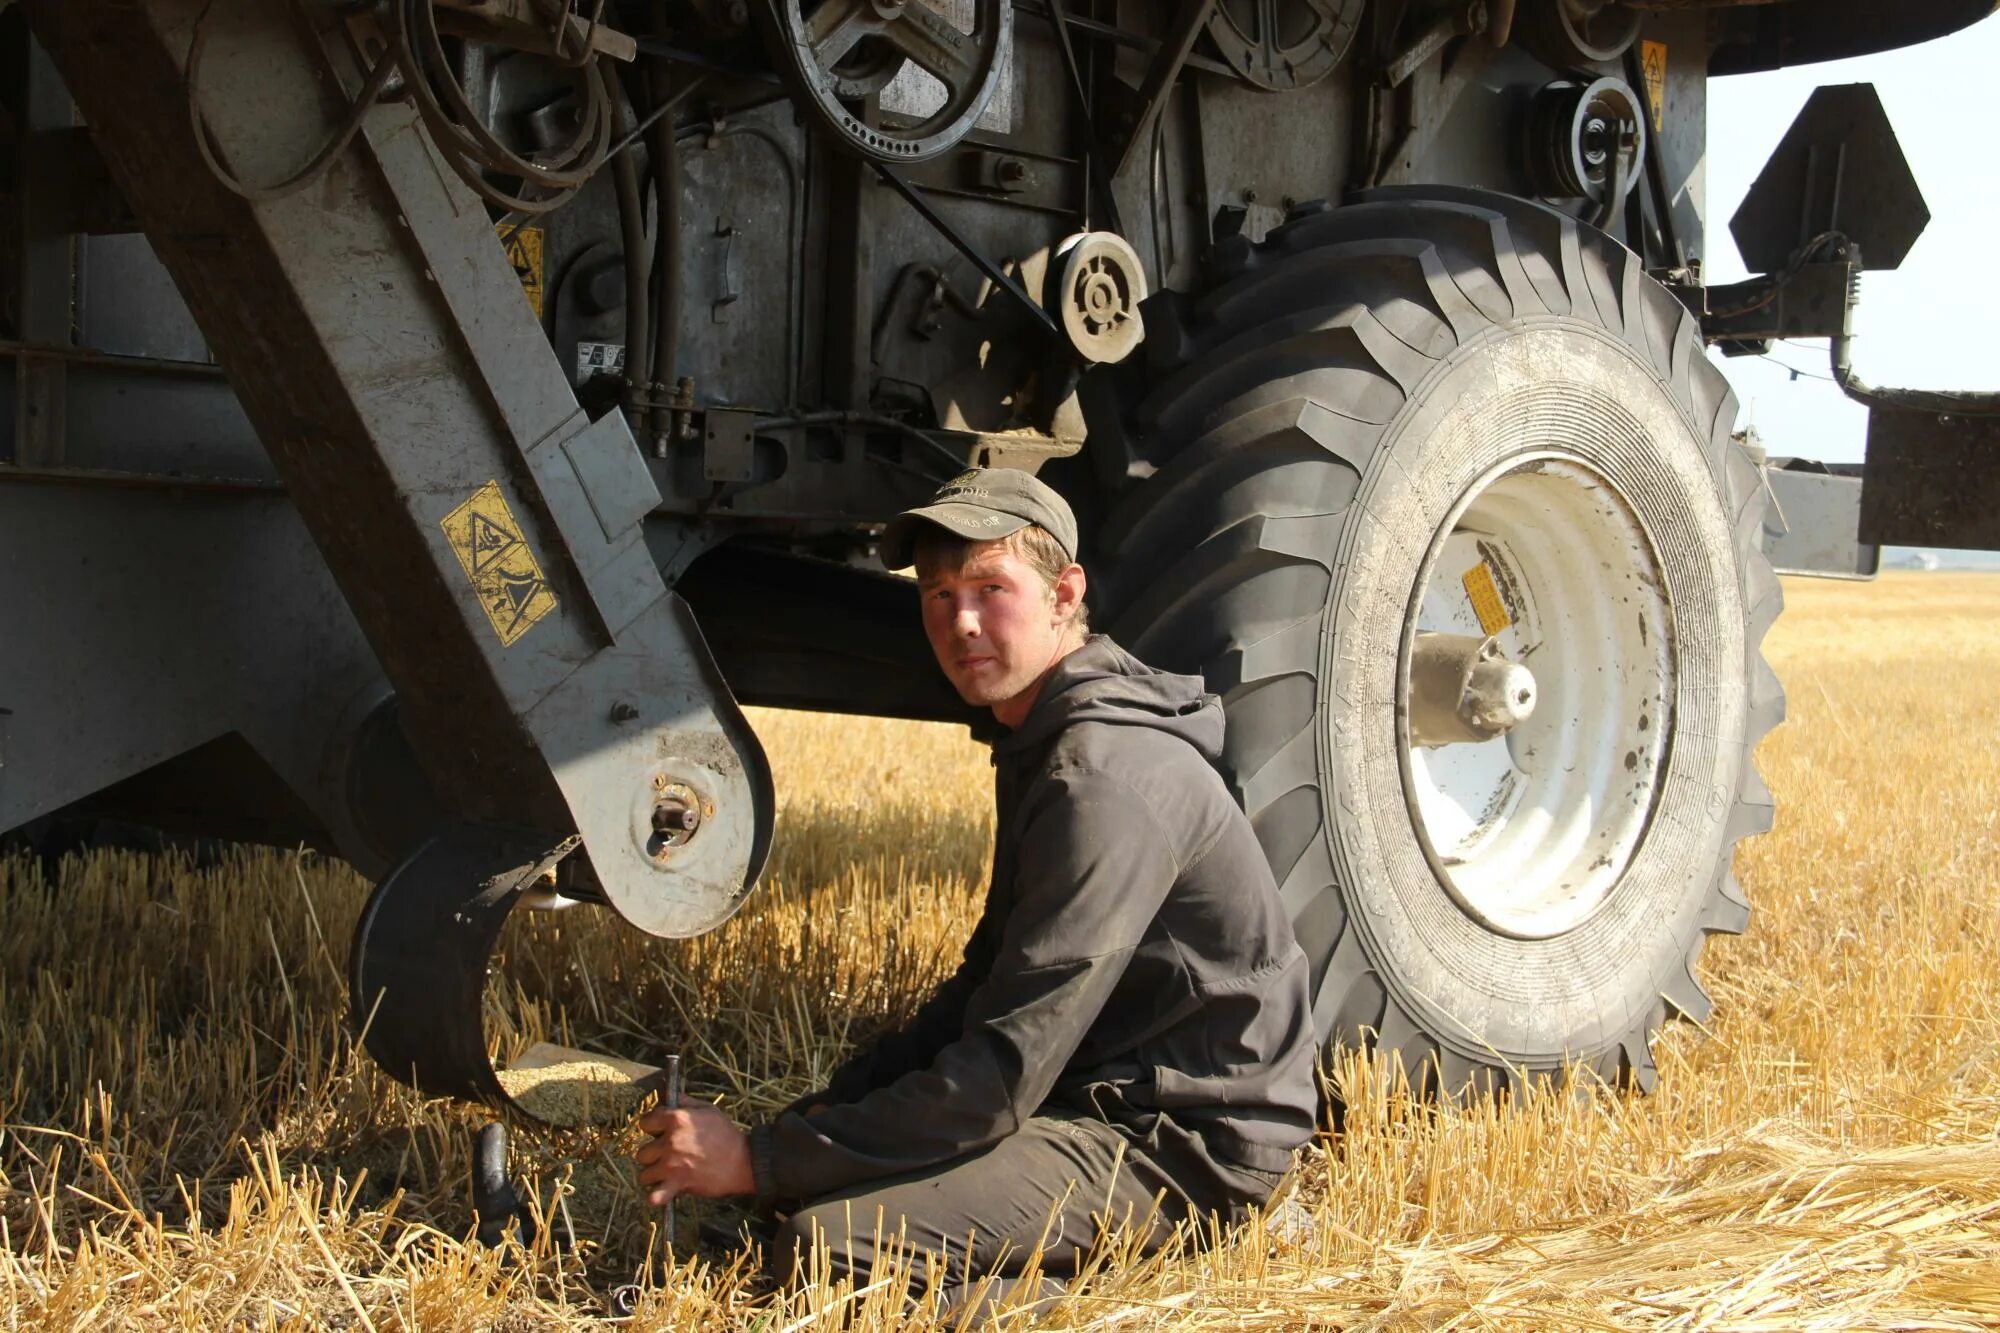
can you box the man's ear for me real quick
[1052,563,1087,626]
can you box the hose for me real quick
[187,0,400,202]
[1832,333,2000,417]
[192,0,726,226]
[611,92,652,431]
[389,0,615,214]
[645,0,682,446]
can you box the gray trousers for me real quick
[769,1113,1203,1318]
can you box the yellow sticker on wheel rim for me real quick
[442,481,559,646]
[1463,562,1512,637]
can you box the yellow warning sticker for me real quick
[498,223,546,317]
[1462,562,1512,637]
[441,481,559,646]
[1640,40,1669,132]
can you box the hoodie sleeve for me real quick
[752,767,1180,1202]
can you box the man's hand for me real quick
[633,1102,755,1206]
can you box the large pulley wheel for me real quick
[1086,187,1783,1095]
[1207,0,1363,92]
[1520,0,1643,67]
[756,0,1011,163]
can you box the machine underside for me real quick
[3,0,1996,1112]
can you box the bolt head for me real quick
[653,805,697,833]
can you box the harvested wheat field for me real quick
[3,571,1998,1330]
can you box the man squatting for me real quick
[632,467,1320,1313]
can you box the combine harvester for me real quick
[3,0,1995,1118]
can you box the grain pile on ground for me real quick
[2,572,1998,1329]
[496,1058,656,1128]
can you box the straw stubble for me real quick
[0,572,1996,1330]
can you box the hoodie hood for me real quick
[993,636,1223,764]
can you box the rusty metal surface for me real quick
[1860,409,2000,552]
[26,0,775,942]
[26,0,571,826]
[1710,0,1998,75]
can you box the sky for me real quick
[1703,13,2000,465]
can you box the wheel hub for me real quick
[1399,455,1674,940]
[1407,631,1538,747]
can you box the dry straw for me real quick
[3,572,1998,1329]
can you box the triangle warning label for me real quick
[441,480,559,647]
[467,511,519,574]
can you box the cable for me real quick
[187,0,400,202]
[645,0,680,448]
[610,89,652,431]
[389,0,615,215]
[485,75,720,239]
[1831,332,2000,416]
[1708,230,1850,320]
[1755,352,1836,385]
[192,0,620,214]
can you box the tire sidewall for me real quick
[1315,316,1750,1061]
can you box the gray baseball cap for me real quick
[880,467,1079,570]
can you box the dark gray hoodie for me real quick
[749,636,1319,1207]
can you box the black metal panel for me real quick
[1710,0,1998,77]
[1634,11,1708,268]
[349,824,573,1111]
[1859,408,2000,552]
[675,541,977,725]
[1731,84,1928,276]
[0,480,400,866]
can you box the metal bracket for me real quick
[1108,0,1217,182]
[28,0,774,948]
[1687,262,1857,345]
[703,407,757,482]
[870,162,1061,343]
[10,355,66,468]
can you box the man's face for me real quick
[916,535,1082,723]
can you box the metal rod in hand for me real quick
[662,1054,682,1253]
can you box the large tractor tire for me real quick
[1083,187,1783,1094]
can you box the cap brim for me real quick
[880,502,1032,570]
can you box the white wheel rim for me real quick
[1397,454,1675,940]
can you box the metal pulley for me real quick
[1206,0,1364,92]
[1525,76,1644,213]
[1048,231,1147,365]
[754,0,1012,163]
[1518,0,1641,67]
